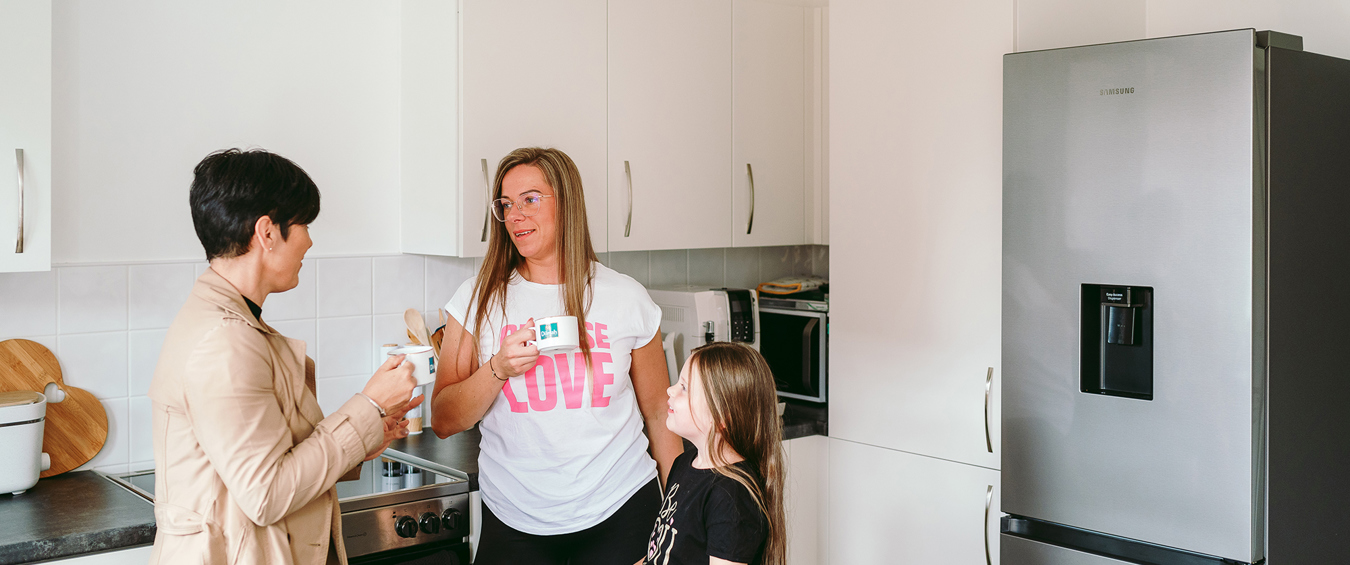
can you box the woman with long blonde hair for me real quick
[430,147,683,564]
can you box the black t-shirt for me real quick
[644,450,768,565]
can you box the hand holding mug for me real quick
[363,353,417,413]
[493,318,540,379]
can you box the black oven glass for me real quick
[759,310,824,401]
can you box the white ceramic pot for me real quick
[0,391,51,495]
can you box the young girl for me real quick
[644,342,787,565]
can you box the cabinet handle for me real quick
[14,149,23,254]
[479,159,491,243]
[623,160,633,238]
[984,367,993,453]
[984,484,994,565]
[745,163,755,235]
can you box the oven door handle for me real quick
[800,318,818,392]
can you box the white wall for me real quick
[50,1,403,264]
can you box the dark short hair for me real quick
[189,148,321,260]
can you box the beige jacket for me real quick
[147,268,384,565]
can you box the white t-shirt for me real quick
[446,263,662,535]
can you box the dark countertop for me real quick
[0,471,155,565]
[385,402,827,489]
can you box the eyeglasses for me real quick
[491,194,554,222]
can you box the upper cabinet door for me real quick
[0,0,52,273]
[731,0,806,247]
[461,0,609,256]
[608,0,732,252]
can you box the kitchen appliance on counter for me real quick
[758,293,828,403]
[648,286,760,384]
[107,458,471,564]
[1003,30,1350,564]
[0,391,50,495]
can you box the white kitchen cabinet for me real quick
[829,439,999,565]
[0,0,51,273]
[607,0,732,252]
[731,0,807,248]
[402,0,607,258]
[828,0,1009,471]
[784,435,827,565]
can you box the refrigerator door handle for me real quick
[984,367,993,453]
[480,159,491,243]
[984,484,993,565]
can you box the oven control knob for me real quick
[395,515,419,539]
[420,512,441,534]
[442,508,462,530]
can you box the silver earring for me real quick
[269,247,273,251]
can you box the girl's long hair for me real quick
[687,342,786,565]
[469,147,598,373]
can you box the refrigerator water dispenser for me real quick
[1081,284,1153,400]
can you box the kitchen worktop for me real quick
[0,405,824,564]
[385,402,828,487]
[0,471,155,565]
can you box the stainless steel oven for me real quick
[106,458,471,564]
[758,296,827,403]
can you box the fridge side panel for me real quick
[1002,29,1258,560]
[1266,46,1350,565]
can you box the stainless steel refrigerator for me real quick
[1001,29,1350,565]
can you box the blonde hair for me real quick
[469,147,598,371]
[687,342,787,565]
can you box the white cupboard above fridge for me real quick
[0,0,51,273]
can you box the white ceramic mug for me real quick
[534,315,581,354]
[387,345,436,386]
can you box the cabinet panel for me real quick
[828,0,1009,469]
[608,0,732,252]
[732,0,806,247]
[0,0,51,273]
[462,0,609,257]
[784,435,827,565]
[829,439,999,565]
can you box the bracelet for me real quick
[356,392,387,418]
[489,355,508,381]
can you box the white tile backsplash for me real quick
[649,250,689,287]
[128,395,153,465]
[80,398,128,471]
[425,255,476,314]
[58,332,129,399]
[266,261,317,321]
[688,248,726,286]
[128,329,167,397]
[58,265,128,334]
[373,255,425,315]
[318,316,372,378]
[316,375,367,415]
[609,251,650,286]
[4,247,825,480]
[725,247,762,289]
[318,257,373,318]
[0,270,57,339]
[128,263,195,330]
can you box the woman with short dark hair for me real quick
[148,148,420,565]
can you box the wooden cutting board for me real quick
[0,339,109,477]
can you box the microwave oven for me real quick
[758,295,827,403]
[647,286,760,384]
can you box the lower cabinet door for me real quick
[1002,535,1134,565]
[829,439,999,564]
[784,435,826,565]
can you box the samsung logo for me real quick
[1100,87,1135,96]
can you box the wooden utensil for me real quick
[405,309,434,358]
[0,339,109,477]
